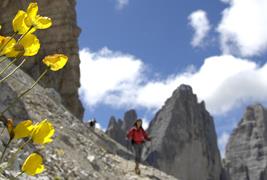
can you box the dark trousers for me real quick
[132,143,143,163]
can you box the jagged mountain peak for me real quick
[106,109,138,147]
[144,84,223,180]
[106,84,226,180]
[122,109,138,130]
[175,84,193,94]
[225,103,267,180]
[162,84,199,110]
[107,116,118,127]
[242,103,265,122]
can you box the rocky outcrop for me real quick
[122,109,138,131]
[144,85,223,180]
[0,60,177,179]
[106,109,138,147]
[106,116,125,146]
[0,0,84,119]
[224,104,267,180]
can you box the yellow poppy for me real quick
[32,119,55,145]
[25,3,52,30]
[42,54,68,71]
[12,3,52,34]
[12,10,35,35]
[22,153,44,176]
[5,34,40,58]
[5,43,25,58]
[0,36,16,55]
[13,120,34,139]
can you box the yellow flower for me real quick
[13,120,34,139]
[32,119,55,145]
[22,153,44,176]
[13,10,35,35]
[42,54,68,71]
[0,36,16,55]
[26,3,52,30]
[5,34,40,58]
[12,3,52,34]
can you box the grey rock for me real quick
[44,88,62,105]
[144,84,223,180]
[225,104,267,180]
[0,60,176,180]
[122,109,138,132]
[106,110,138,147]
[106,116,125,147]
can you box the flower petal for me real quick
[27,3,38,23]
[32,119,55,145]
[22,153,44,176]
[42,54,68,71]
[20,34,40,56]
[12,10,34,34]
[0,36,16,56]
[35,16,52,29]
[13,120,34,139]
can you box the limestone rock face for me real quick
[122,109,138,131]
[224,104,267,180]
[0,0,84,119]
[106,116,125,147]
[106,110,138,147]
[0,60,177,180]
[144,85,223,180]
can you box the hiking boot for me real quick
[135,167,141,175]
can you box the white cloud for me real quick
[217,0,267,56]
[79,48,144,108]
[136,55,267,115]
[218,132,230,158]
[141,118,149,130]
[116,0,129,10]
[220,0,231,3]
[79,48,267,116]
[188,10,211,47]
[96,123,106,131]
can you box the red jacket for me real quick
[127,127,150,144]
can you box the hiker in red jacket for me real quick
[127,119,151,175]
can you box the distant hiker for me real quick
[127,119,151,175]
[89,119,96,129]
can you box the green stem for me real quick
[0,58,27,84]
[8,138,31,168]
[0,127,5,137]
[0,58,19,78]
[0,56,8,64]
[15,171,24,178]
[0,32,18,55]
[0,68,49,116]
[0,116,7,138]
[0,138,12,162]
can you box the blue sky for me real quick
[78,0,224,73]
[76,0,267,156]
